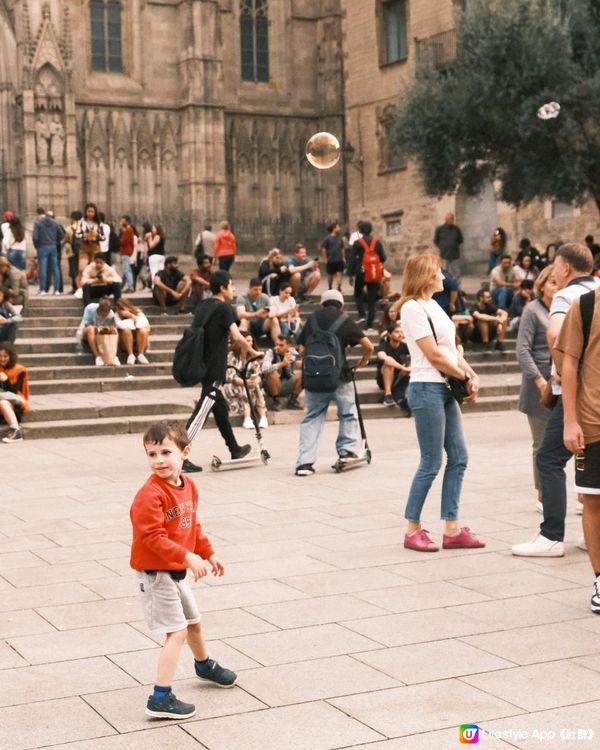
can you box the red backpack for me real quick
[359,237,383,283]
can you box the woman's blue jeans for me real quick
[405,382,468,522]
[8,249,26,271]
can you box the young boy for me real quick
[130,422,237,720]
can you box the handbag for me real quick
[421,305,471,404]
[95,329,119,365]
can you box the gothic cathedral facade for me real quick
[0,0,345,252]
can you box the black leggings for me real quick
[186,382,239,455]
[354,275,380,327]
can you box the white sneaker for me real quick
[512,533,564,557]
[74,287,83,299]
[536,501,543,513]
[578,536,588,551]
[242,416,254,429]
[126,354,136,365]
[576,501,584,515]
[112,357,121,367]
[137,353,149,364]
[38,290,47,296]
[259,415,268,429]
[95,356,103,367]
[54,290,62,296]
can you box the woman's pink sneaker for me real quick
[442,526,485,549]
[404,528,439,552]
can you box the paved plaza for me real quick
[1,412,599,750]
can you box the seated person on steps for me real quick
[285,244,320,300]
[0,341,29,443]
[81,253,122,306]
[268,282,302,341]
[222,334,268,430]
[115,298,151,365]
[261,334,303,411]
[376,322,411,411]
[236,277,275,343]
[153,256,192,314]
[76,296,120,367]
[471,288,508,354]
[190,254,212,304]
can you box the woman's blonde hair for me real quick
[533,263,554,298]
[117,297,141,316]
[399,252,442,308]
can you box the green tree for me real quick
[393,0,600,210]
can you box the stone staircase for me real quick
[15,290,520,440]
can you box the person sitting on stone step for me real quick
[0,287,22,343]
[81,253,122,307]
[114,298,151,365]
[261,334,303,411]
[376,322,411,411]
[153,256,192,315]
[76,296,120,367]
[0,341,29,443]
[0,256,28,310]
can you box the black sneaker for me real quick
[338,450,358,461]
[295,463,315,476]
[181,458,203,473]
[483,342,492,356]
[195,659,237,687]
[2,428,23,443]
[494,341,507,353]
[383,394,395,407]
[591,577,600,614]
[270,397,282,412]
[287,396,303,410]
[145,691,196,719]
[231,444,251,460]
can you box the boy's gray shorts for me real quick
[136,570,201,634]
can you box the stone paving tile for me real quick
[225,623,382,666]
[0,518,82,538]
[0,534,58,553]
[329,679,522,737]
[314,512,407,532]
[109,641,260,684]
[342,608,497,647]
[2,561,117,588]
[386,552,538,583]
[0,574,13,591]
[7,500,89,522]
[280,567,405,596]
[238,507,338,527]
[36,597,141,630]
[191,579,309,612]
[349,728,513,749]
[246,593,391,629]
[287,544,420,570]
[354,581,491,613]
[451,569,579,599]
[209,521,347,545]
[0,610,56,639]
[45,726,202,750]
[0,641,28,669]
[210,539,330,564]
[42,526,131,548]
[34,541,132,565]
[83,679,266,733]
[200,555,337,587]
[537,586,591,615]
[8,623,157,664]
[0,550,48,572]
[184,701,384,750]
[353,639,514,684]
[0,696,116,750]
[477,701,600,749]
[449,594,585,629]
[461,659,600,711]
[237,655,400,706]
[462,622,600,665]
[0,656,137,707]
[80,575,136,600]
[0,582,101,612]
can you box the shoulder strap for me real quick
[358,237,370,252]
[418,302,438,343]
[580,290,596,356]
[309,311,322,334]
[329,312,348,334]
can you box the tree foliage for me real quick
[393,0,600,209]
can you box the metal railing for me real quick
[415,29,457,70]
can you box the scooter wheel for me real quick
[333,460,344,474]
[210,456,222,471]
[261,450,271,465]
[366,449,372,464]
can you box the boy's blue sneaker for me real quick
[195,658,237,687]
[145,691,196,719]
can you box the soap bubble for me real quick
[305,132,341,169]
[537,101,561,120]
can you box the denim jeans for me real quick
[7,249,26,271]
[120,255,134,290]
[37,244,61,292]
[405,382,468,521]
[0,321,17,342]
[538,397,572,541]
[296,381,360,467]
[218,255,234,272]
[492,286,514,310]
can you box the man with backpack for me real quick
[294,289,373,476]
[177,270,262,474]
[349,221,386,331]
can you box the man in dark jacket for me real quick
[433,212,463,282]
[32,207,65,295]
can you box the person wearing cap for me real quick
[294,289,373,476]
[1,211,14,249]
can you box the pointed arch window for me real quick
[91,0,123,72]
[240,1,269,82]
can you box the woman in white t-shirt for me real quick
[398,253,484,552]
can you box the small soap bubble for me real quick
[305,132,341,169]
[537,101,561,120]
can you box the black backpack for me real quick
[172,302,218,387]
[302,312,348,392]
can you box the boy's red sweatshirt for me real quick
[130,474,214,571]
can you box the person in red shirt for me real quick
[212,220,237,271]
[130,422,236,720]
[119,215,135,292]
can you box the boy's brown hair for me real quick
[143,422,189,451]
